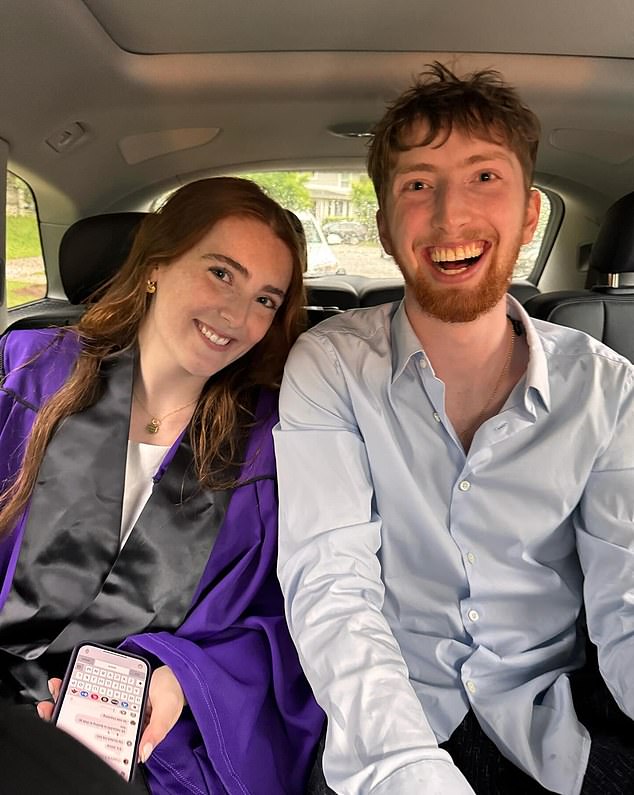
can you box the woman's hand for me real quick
[36,666,185,765]
[36,678,61,720]
[138,665,185,763]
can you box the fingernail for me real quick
[36,704,45,719]
[140,743,153,763]
[47,679,55,696]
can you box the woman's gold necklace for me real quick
[133,392,198,435]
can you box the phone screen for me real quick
[54,644,150,782]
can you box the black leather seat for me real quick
[305,282,359,310]
[4,212,351,335]
[3,213,144,333]
[524,191,634,361]
[508,279,540,305]
[358,279,404,307]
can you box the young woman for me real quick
[0,177,323,793]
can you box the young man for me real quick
[274,64,634,795]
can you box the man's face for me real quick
[377,123,540,323]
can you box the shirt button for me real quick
[420,358,428,369]
[467,609,480,622]
[433,411,441,423]
[459,480,471,492]
[466,680,477,695]
[467,552,476,564]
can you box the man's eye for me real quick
[406,180,428,191]
[478,171,497,182]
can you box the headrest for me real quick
[589,191,634,275]
[59,212,146,304]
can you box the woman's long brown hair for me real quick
[0,177,307,537]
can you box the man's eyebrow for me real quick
[464,151,514,166]
[394,150,514,176]
[203,253,286,298]
[394,161,438,176]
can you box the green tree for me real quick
[351,176,379,240]
[242,171,312,211]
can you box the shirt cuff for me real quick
[370,760,475,795]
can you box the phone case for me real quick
[52,641,151,783]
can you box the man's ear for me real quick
[521,189,541,246]
[377,209,393,256]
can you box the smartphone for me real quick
[52,642,151,782]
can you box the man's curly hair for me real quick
[368,62,540,206]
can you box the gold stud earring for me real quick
[146,280,157,294]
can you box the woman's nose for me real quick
[219,298,249,328]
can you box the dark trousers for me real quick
[441,650,634,794]
[0,704,139,795]
[308,648,634,794]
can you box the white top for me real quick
[275,297,634,795]
[120,440,170,548]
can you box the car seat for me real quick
[524,191,634,361]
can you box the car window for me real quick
[5,172,46,307]
[238,171,554,282]
[514,189,554,281]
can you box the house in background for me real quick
[306,172,356,222]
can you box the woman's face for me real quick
[138,215,294,385]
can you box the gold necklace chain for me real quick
[470,317,516,432]
[133,391,198,435]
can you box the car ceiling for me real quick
[2,0,633,224]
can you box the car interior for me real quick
[1,0,633,361]
[1,3,633,792]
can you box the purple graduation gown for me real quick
[0,328,323,794]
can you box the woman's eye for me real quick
[210,267,231,282]
[257,296,278,311]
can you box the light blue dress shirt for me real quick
[275,297,634,795]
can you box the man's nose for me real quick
[431,184,470,233]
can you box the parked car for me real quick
[322,220,368,245]
[293,210,344,276]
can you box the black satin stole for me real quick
[0,348,229,702]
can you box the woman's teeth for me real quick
[197,321,230,346]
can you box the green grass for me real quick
[6,215,42,259]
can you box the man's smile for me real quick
[427,241,488,273]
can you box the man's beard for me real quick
[399,239,522,323]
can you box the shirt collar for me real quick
[391,300,425,383]
[507,295,551,412]
[390,294,552,412]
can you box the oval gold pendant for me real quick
[146,418,161,434]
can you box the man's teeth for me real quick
[198,322,230,346]
[438,264,468,274]
[430,243,484,263]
